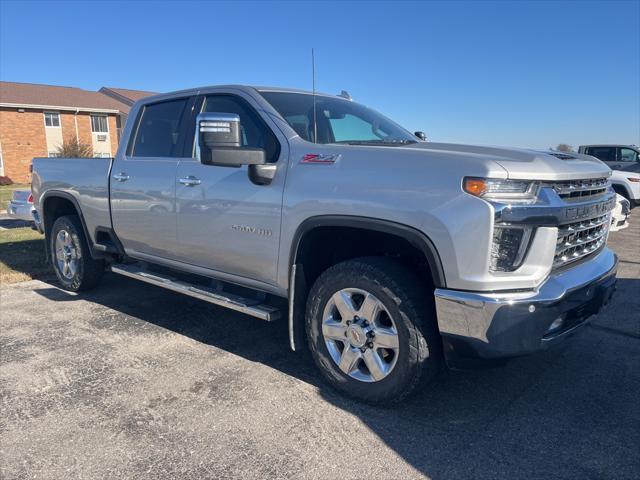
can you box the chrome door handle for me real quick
[179,176,201,187]
[113,172,130,182]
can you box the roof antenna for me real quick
[312,48,317,144]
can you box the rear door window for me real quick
[586,147,616,162]
[131,98,188,157]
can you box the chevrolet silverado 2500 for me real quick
[31,86,618,403]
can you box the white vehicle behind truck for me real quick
[7,189,35,222]
[579,145,640,208]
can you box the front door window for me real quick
[619,147,639,163]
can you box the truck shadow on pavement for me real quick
[33,274,640,480]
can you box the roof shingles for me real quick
[0,81,156,114]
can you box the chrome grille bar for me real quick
[557,214,609,236]
[548,177,609,201]
[554,213,610,268]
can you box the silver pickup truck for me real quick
[31,85,618,403]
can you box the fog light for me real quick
[490,225,532,272]
[547,315,565,333]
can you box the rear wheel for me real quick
[50,215,104,291]
[306,257,442,404]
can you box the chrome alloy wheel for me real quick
[321,288,400,382]
[55,229,79,280]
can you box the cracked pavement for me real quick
[1,221,638,479]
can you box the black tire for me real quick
[50,215,104,291]
[306,257,442,404]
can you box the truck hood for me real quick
[407,142,611,181]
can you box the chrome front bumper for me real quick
[434,247,618,366]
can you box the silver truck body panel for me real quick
[171,88,291,287]
[31,157,112,246]
[110,156,179,260]
[418,143,609,181]
[275,137,612,292]
[174,157,286,286]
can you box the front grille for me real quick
[554,213,610,268]
[548,177,609,201]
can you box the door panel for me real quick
[175,159,284,285]
[111,157,178,259]
[110,96,194,260]
[174,93,286,286]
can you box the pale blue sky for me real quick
[1,0,638,149]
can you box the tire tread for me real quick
[50,215,104,291]
[306,256,441,404]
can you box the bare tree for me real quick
[555,144,574,153]
[55,138,93,158]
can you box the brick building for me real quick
[0,82,155,183]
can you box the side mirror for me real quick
[197,112,266,167]
[414,131,427,141]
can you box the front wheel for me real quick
[306,257,442,404]
[50,215,104,291]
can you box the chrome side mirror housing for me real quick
[195,112,274,185]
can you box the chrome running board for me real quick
[110,263,281,322]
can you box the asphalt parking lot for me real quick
[1,222,639,480]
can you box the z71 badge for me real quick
[300,153,341,164]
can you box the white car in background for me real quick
[610,170,640,209]
[7,189,35,222]
[610,193,630,232]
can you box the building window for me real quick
[91,115,108,133]
[44,112,60,127]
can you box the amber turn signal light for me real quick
[463,178,486,197]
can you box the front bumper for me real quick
[434,247,617,367]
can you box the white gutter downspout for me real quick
[74,108,79,142]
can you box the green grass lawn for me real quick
[0,183,31,211]
[0,226,51,285]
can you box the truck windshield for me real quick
[259,91,417,146]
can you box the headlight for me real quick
[463,177,538,203]
[490,225,533,272]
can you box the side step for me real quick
[110,264,281,321]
